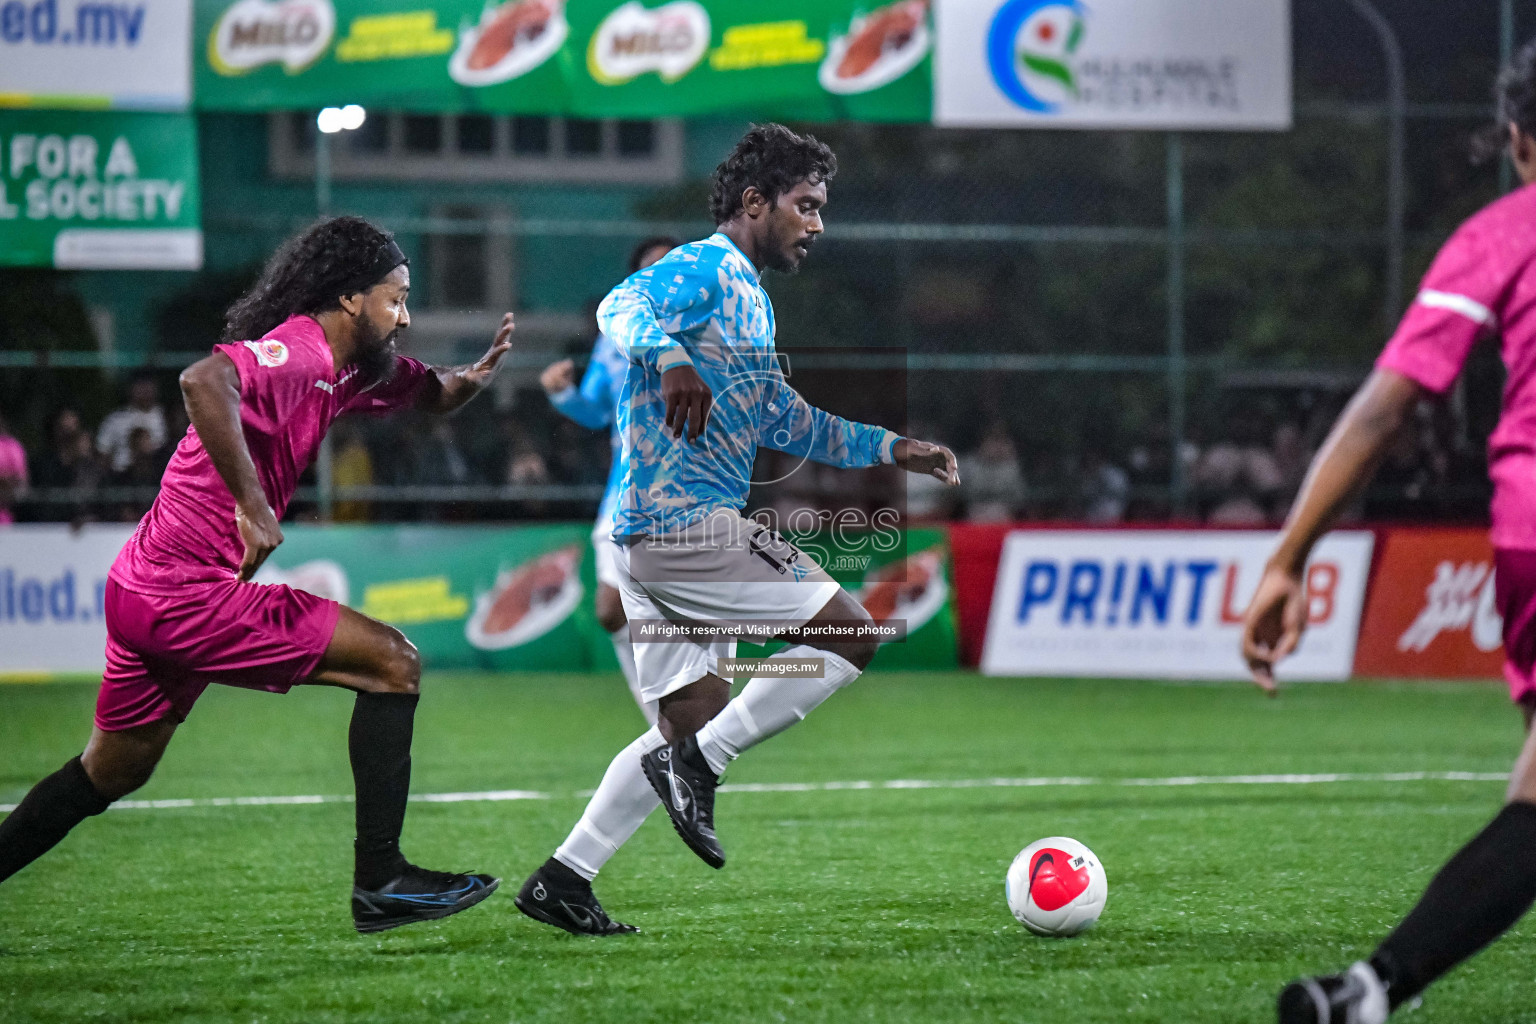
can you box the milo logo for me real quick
[209,0,335,75]
[588,0,709,85]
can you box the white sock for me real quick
[694,646,862,776]
[554,726,664,880]
[610,627,657,725]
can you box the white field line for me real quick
[0,771,1509,814]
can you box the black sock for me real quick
[349,692,418,889]
[1372,801,1536,1008]
[544,857,587,889]
[0,756,112,884]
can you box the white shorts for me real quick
[617,508,841,702]
[592,519,625,591]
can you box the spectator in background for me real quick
[97,372,167,474]
[959,419,1025,522]
[30,408,104,523]
[0,412,27,525]
[330,419,374,523]
[107,426,168,521]
[1079,446,1130,524]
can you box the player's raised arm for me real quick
[179,351,283,581]
[543,354,615,430]
[1241,368,1423,692]
[414,312,515,415]
[756,374,959,484]
[598,263,719,444]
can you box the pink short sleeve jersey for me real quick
[1376,183,1536,549]
[110,316,432,592]
[0,434,27,525]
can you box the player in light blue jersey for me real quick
[542,236,680,724]
[517,125,959,936]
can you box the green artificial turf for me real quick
[0,672,1530,1023]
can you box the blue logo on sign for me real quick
[987,0,1087,113]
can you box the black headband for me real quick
[339,239,408,296]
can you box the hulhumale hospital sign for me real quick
[935,0,1291,130]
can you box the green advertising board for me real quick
[255,522,958,673]
[193,0,931,121]
[0,110,202,269]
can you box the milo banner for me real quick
[193,0,933,120]
[0,109,202,269]
[0,523,956,677]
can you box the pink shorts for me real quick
[1497,548,1536,704]
[97,576,342,732]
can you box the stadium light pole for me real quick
[313,105,366,521]
[1501,0,1515,194]
[1345,0,1406,326]
[1165,133,1188,518]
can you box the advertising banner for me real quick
[0,522,957,677]
[192,0,932,120]
[0,524,133,675]
[934,0,1291,130]
[0,0,192,110]
[980,530,1372,680]
[1354,528,1504,680]
[0,109,203,269]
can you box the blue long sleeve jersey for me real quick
[596,232,900,538]
[547,332,629,528]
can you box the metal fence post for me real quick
[1166,132,1188,517]
[1502,0,1515,193]
[1346,0,1406,325]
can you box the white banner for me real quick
[0,1,192,110]
[0,524,132,675]
[980,530,1372,680]
[935,0,1291,130]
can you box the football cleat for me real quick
[1278,962,1390,1024]
[641,735,725,869]
[514,861,638,936]
[351,864,499,934]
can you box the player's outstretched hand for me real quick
[235,501,284,582]
[541,357,575,394]
[661,365,713,442]
[1240,562,1307,696]
[466,313,515,388]
[894,438,960,485]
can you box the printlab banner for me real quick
[0,0,193,110]
[980,530,1372,681]
[934,0,1291,130]
[0,109,203,268]
[0,523,958,676]
[193,0,933,120]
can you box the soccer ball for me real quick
[1006,836,1107,937]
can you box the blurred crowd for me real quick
[0,373,1492,529]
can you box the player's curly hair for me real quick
[1473,37,1536,163]
[708,124,837,225]
[221,216,406,342]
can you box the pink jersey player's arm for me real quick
[179,352,284,581]
[1240,368,1424,692]
[415,312,515,415]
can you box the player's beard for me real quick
[762,216,814,275]
[354,310,400,385]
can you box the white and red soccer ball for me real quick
[1006,836,1108,937]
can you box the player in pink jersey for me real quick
[0,216,514,934]
[1246,43,1536,1024]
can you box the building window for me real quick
[457,115,495,155]
[428,205,515,311]
[270,112,682,184]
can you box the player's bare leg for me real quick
[0,717,177,884]
[644,589,879,869]
[304,607,498,933]
[597,583,654,723]
[1279,703,1536,1022]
